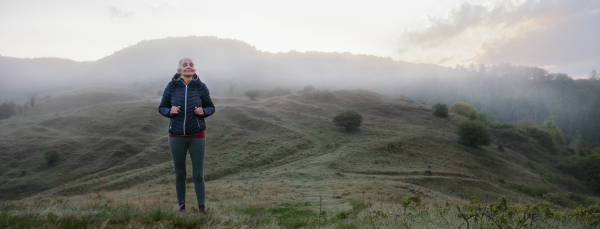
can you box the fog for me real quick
[1,36,599,145]
[0,36,462,101]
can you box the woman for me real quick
[158,57,215,213]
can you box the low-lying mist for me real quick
[1,36,599,145]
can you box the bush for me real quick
[542,117,566,148]
[449,102,476,117]
[0,101,16,120]
[333,110,363,131]
[478,112,487,123]
[297,85,315,94]
[489,123,529,144]
[509,183,549,197]
[561,153,600,193]
[44,149,61,165]
[526,126,555,149]
[468,109,479,120]
[266,87,292,97]
[432,102,448,117]
[456,120,492,148]
[243,90,261,100]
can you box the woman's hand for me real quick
[170,106,181,115]
[194,107,204,116]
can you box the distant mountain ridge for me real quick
[0,36,456,101]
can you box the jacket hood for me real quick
[172,73,201,86]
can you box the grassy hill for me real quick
[1,86,598,228]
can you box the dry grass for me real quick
[1,86,598,226]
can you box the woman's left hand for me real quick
[194,107,204,116]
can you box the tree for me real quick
[590,69,599,81]
[226,82,238,96]
[29,96,36,107]
[432,102,449,117]
[333,110,363,131]
[44,149,61,165]
[456,120,492,148]
[244,90,261,100]
[0,101,16,120]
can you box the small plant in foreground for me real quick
[333,110,363,131]
[456,120,491,148]
[44,149,61,165]
[432,102,448,117]
[456,196,555,229]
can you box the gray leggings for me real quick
[168,137,206,205]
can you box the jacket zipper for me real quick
[183,84,188,135]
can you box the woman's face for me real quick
[178,58,196,77]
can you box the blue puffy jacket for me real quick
[158,73,215,135]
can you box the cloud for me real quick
[404,3,489,46]
[438,56,454,64]
[150,2,169,11]
[479,11,600,67]
[110,3,135,18]
[397,0,600,76]
[396,48,408,54]
[477,0,600,75]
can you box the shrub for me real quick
[489,123,529,144]
[541,117,566,148]
[449,102,476,117]
[44,149,61,165]
[562,153,600,193]
[456,120,492,148]
[526,126,555,149]
[243,90,261,100]
[478,112,488,123]
[468,109,479,120]
[266,87,292,97]
[432,102,448,117]
[509,183,549,197]
[297,85,315,94]
[333,110,363,131]
[0,101,16,120]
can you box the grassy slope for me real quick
[0,86,596,214]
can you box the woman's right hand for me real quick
[170,106,181,115]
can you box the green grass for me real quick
[527,161,577,187]
[2,86,600,227]
[1,197,598,228]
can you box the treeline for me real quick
[0,95,44,120]
[403,63,600,146]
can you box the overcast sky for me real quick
[0,0,598,77]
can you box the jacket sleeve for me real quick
[158,82,174,118]
[200,83,216,118]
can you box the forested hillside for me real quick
[403,64,600,147]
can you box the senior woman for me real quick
[158,57,215,213]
